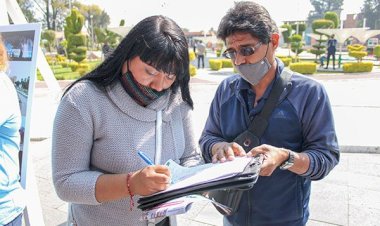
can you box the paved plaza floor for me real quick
[28,68,380,226]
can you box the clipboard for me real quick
[137,156,262,210]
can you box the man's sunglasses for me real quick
[222,42,263,59]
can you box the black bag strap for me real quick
[247,68,292,137]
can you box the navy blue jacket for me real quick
[199,59,340,226]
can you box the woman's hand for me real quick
[130,165,171,196]
[211,142,246,163]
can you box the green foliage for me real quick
[65,9,87,64]
[289,62,317,74]
[69,62,79,72]
[189,65,197,77]
[209,59,223,71]
[221,59,233,68]
[65,9,84,34]
[119,19,125,26]
[290,34,304,56]
[41,30,56,52]
[347,44,367,62]
[216,49,221,57]
[291,23,306,35]
[360,0,380,29]
[312,19,334,35]
[343,62,373,73]
[189,51,196,61]
[374,45,380,59]
[324,11,339,28]
[307,0,344,24]
[281,24,293,44]
[277,56,292,66]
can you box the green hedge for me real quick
[209,59,223,71]
[277,57,292,66]
[342,62,373,73]
[189,65,197,76]
[221,59,233,68]
[289,62,317,74]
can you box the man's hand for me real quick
[247,144,289,176]
[211,142,246,163]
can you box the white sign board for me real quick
[0,23,44,226]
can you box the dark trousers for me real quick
[197,55,204,68]
[326,51,336,69]
[4,213,23,226]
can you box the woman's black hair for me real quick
[217,1,279,44]
[64,15,193,108]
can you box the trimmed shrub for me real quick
[221,59,233,68]
[60,62,69,68]
[216,49,221,57]
[342,62,373,73]
[189,65,197,77]
[289,62,317,74]
[373,45,380,59]
[347,44,367,62]
[69,62,79,72]
[209,59,222,71]
[277,57,292,66]
[189,51,196,61]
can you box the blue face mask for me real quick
[235,45,272,85]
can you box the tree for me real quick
[41,29,56,52]
[65,9,87,64]
[119,19,125,26]
[310,19,334,62]
[16,0,38,22]
[360,0,380,29]
[307,0,343,25]
[290,34,304,60]
[280,24,293,56]
[324,11,339,28]
[347,44,367,62]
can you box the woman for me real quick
[0,37,25,225]
[52,15,202,226]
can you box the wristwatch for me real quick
[279,149,295,170]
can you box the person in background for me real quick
[52,15,203,226]
[325,34,337,69]
[101,41,113,59]
[196,40,206,69]
[199,2,340,225]
[0,37,25,226]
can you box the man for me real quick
[102,41,112,59]
[196,40,206,68]
[199,2,340,226]
[325,34,337,69]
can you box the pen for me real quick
[138,151,154,165]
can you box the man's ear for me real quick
[271,33,280,48]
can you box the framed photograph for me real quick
[0,23,41,186]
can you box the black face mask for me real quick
[119,71,167,107]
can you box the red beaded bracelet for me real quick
[126,172,134,210]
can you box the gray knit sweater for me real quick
[52,80,202,226]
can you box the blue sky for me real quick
[81,0,365,30]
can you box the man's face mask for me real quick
[224,42,271,85]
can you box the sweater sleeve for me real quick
[179,103,204,167]
[52,90,102,205]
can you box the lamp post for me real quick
[90,15,94,50]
